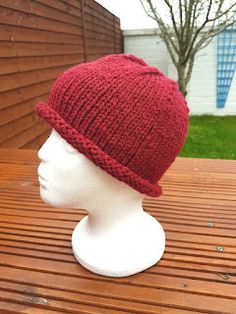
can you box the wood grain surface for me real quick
[0,149,236,313]
[0,0,123,149]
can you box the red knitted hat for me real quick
[36,54,189,197]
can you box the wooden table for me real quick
[0,148,236,314]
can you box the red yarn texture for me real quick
[36,54,189,197]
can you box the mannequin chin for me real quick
[37,128,165,277]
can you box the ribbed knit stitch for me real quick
[36,53,189,197]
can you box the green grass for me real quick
[179,115,236,160]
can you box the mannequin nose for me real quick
[38,142,47,162]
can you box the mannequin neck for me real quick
[85,192,144,234]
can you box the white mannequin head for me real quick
[37,129,165,277]
[37,129,144,212]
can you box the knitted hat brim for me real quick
[36,101,162,198]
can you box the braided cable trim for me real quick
[35,102,162,198]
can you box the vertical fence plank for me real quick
[81,0,87,62]
[0,0,123,149]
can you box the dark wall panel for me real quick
[0,0,123,149]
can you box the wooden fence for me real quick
[0,0,123,149]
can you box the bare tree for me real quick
[140,0,236,96]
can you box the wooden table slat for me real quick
[0,148,236,313]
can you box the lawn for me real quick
[179,115,236,160]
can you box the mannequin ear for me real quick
[63,140,77,155]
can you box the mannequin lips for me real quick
[38,175,47,182]
[38,175,47,189]
[37,167,48,186]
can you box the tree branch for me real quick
[183,0,197,59]
[183,0,213,64]
[208,2,236,22]
[179,0,183,33]
[140,0,180,55]
[139,0,156,21]
[140,0,236,96]
[163,0,181,44]
[194,19,236,53]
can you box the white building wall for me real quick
[124,29,169,74]
[123,29,236,115]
